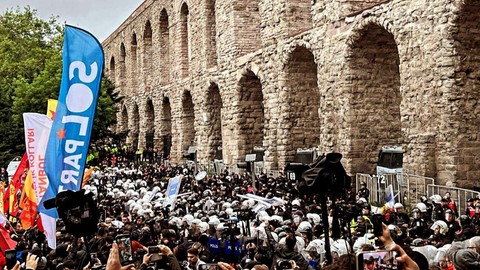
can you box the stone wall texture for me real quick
[102,0,480,188]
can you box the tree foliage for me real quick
[0,7,120,167]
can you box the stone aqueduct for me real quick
[102,0,480,187]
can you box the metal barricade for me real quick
[427,184,480,214]
[356,173,376,202]
[403,174,434,206]
[356,173,436,207]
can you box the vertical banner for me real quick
[163,176,182,210]
[42,26,104,249]
[43,26,103,203]
[23,113,55,247]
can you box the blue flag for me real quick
[41,25,104,217]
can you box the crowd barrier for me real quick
[356,173,434,208]
[427,184,480,214]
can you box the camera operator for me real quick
[241,242,260,269]
[268,226,312,270]
[138,244,181,270]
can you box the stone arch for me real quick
[159,9,170,84]
[234,0,261,55]
[346,22,402,174]
[206,82,223,160]
[180,3,190,77]
[237,70,265,160]
[119,104,129,139]
[109,56,116,83]
[131,32,138,63]
[451,0,480,185]
[143,20,153,87]
[131,32,138,92]
[285,0,312,36]
[119,43,126,88]
[161,97,173,157]
[181,91,196,153]
[130,103,140,150]
[283,46,320,162]
[205,0,218,67]
[145,98,155,150]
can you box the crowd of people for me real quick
[1,145,480,270]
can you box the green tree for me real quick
[0,6,62,167]
[1,7,120,167]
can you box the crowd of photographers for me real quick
[2,146,480,270]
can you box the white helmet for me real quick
[270,215,283,223]
[430,195,442,204]
[306,239,326,255]
[169,217,181,228]
[306,213,321,225]
[415,203,428,213]
[430,220,448,235]
[297,221,313,233]
[142,202,152,210]
[295,236,305,252]
[394,203,404,209]
[225,208,234,217]
[191,218,202,226]
[222,202,231,210]
[182,214,194,226]
[198,222,209,233]
[216,223,225,231]
[292,199,301,207]
[208,217,220,227]
[331,239,350,256]
[144,209,154,218]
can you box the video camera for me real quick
[44,189,100,237]
[300,153,351,197]
[222,218,241,236]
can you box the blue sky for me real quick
[0,0,142,42]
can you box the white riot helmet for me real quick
[306,213,321,225]
[415,203,428,213]
[331,239,350,256]
[191,219,202,226]
[208,217,220,227]
[430,195,442,204]
[198,222,209,234]
[430,220,448,235]
[297,221,313,233]
[394,203,404,210]
[182,214,194,226]
[216,223,225,231]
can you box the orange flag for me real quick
[82,167,94,188]
[19,171,37,229]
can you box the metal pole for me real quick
[251,161,255,194]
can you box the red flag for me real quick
[0,224,16,251]
[4,154,28,218]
